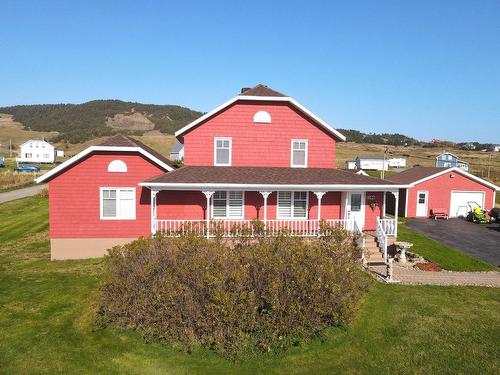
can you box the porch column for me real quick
[150,189,159,235]
[392,190,399,237]
[313,191,326,220]
[382,192,386,218]
[202,191,214,239]
[259,191,272,225]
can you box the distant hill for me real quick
[337,128,420,146]
[0,100,203,143]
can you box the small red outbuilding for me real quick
[386,167,499,218]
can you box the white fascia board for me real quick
[139,182,409,191]
[410,167,500,191]
[35,146,173,183]
[174,95,346,141]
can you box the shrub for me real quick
[96,228,367,357]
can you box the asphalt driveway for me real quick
[406,218,500,266]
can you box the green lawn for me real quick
[0,196,499,374]
[397,221,497,271]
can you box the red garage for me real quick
[386,167,499,218]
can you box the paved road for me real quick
[0,184,47,204]
[407,218,500,266]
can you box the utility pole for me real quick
[381,146,388,179]
[487,153,492,180]
[9,139,12,158]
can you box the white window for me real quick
[100,188,136,220]
[43,154,49,158]
[214,137,232,166]
[25,153,32,158]
[277,191,308,219]
[107,160,128,173]
[253,110,272,124]
[291,140,308,168]
[212,191,244,219]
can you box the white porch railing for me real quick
[375,217,397,261]
[154,219,355,238]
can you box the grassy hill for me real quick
[0,100,203,144]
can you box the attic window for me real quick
[108,160,128,173]
[253,111,271,124]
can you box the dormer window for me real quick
[291,139,308,168]
[214,137,232,166]
[253,111,271,124]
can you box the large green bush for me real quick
[96,228,367,357]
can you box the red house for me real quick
[37,85,408,260]
[386,166,499,218]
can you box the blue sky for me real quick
[1,0,499,143]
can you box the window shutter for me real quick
[119,189,135,219]
[213,191,227,218]
[278,192,292,218]
[228,191,243,218]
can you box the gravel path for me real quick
[369,264,500,287]
[0,184,47,203]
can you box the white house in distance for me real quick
[355,156,389,171]
[169,142,184,161]
[16,139,56,164]
[345,160,357,170]
[387,157,406,168]
[435,151,469,171]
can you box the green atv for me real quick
[465,202,492,224]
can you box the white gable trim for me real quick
[35,146,174,183]
[410,167,499,191]
[174,95,346,142]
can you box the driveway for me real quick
[406,218,500,266]
[0,184,47,204]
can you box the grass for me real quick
[397,220,497,271]
[0,196,499,374]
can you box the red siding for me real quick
[183,101,337,168]
[406,171,495,217]
[48,152,166,238]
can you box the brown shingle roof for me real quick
[143,166,401,186]
[99,135,176,169]
[386,166,447,184]
[240,84,287,97]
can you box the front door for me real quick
[347,192,365,230]
[416,191,428,217]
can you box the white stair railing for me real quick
[376,217,388,261]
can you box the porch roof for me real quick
[140,166,409,191]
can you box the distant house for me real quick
[355,156,389,171]
[493,145,500,152]
[345,160,356,170]
[387,158,406,168]
[16,140,56,164]
[169,143,184,161]
[435,151,468,171]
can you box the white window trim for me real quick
[214,137,232,166]
[277,191,309,220]
[290,139,308,168]
[99,187,136,220]
[211,190,245,219]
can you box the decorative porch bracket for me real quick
[150,189,159,235]
[202,191,215,238]
[259,191,272,224]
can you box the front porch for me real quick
[140,166,406,261]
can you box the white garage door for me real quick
[449,191,485,218]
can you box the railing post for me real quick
[202,191,214,239]
[392,191,399,238]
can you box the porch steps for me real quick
[363,232,395,264]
